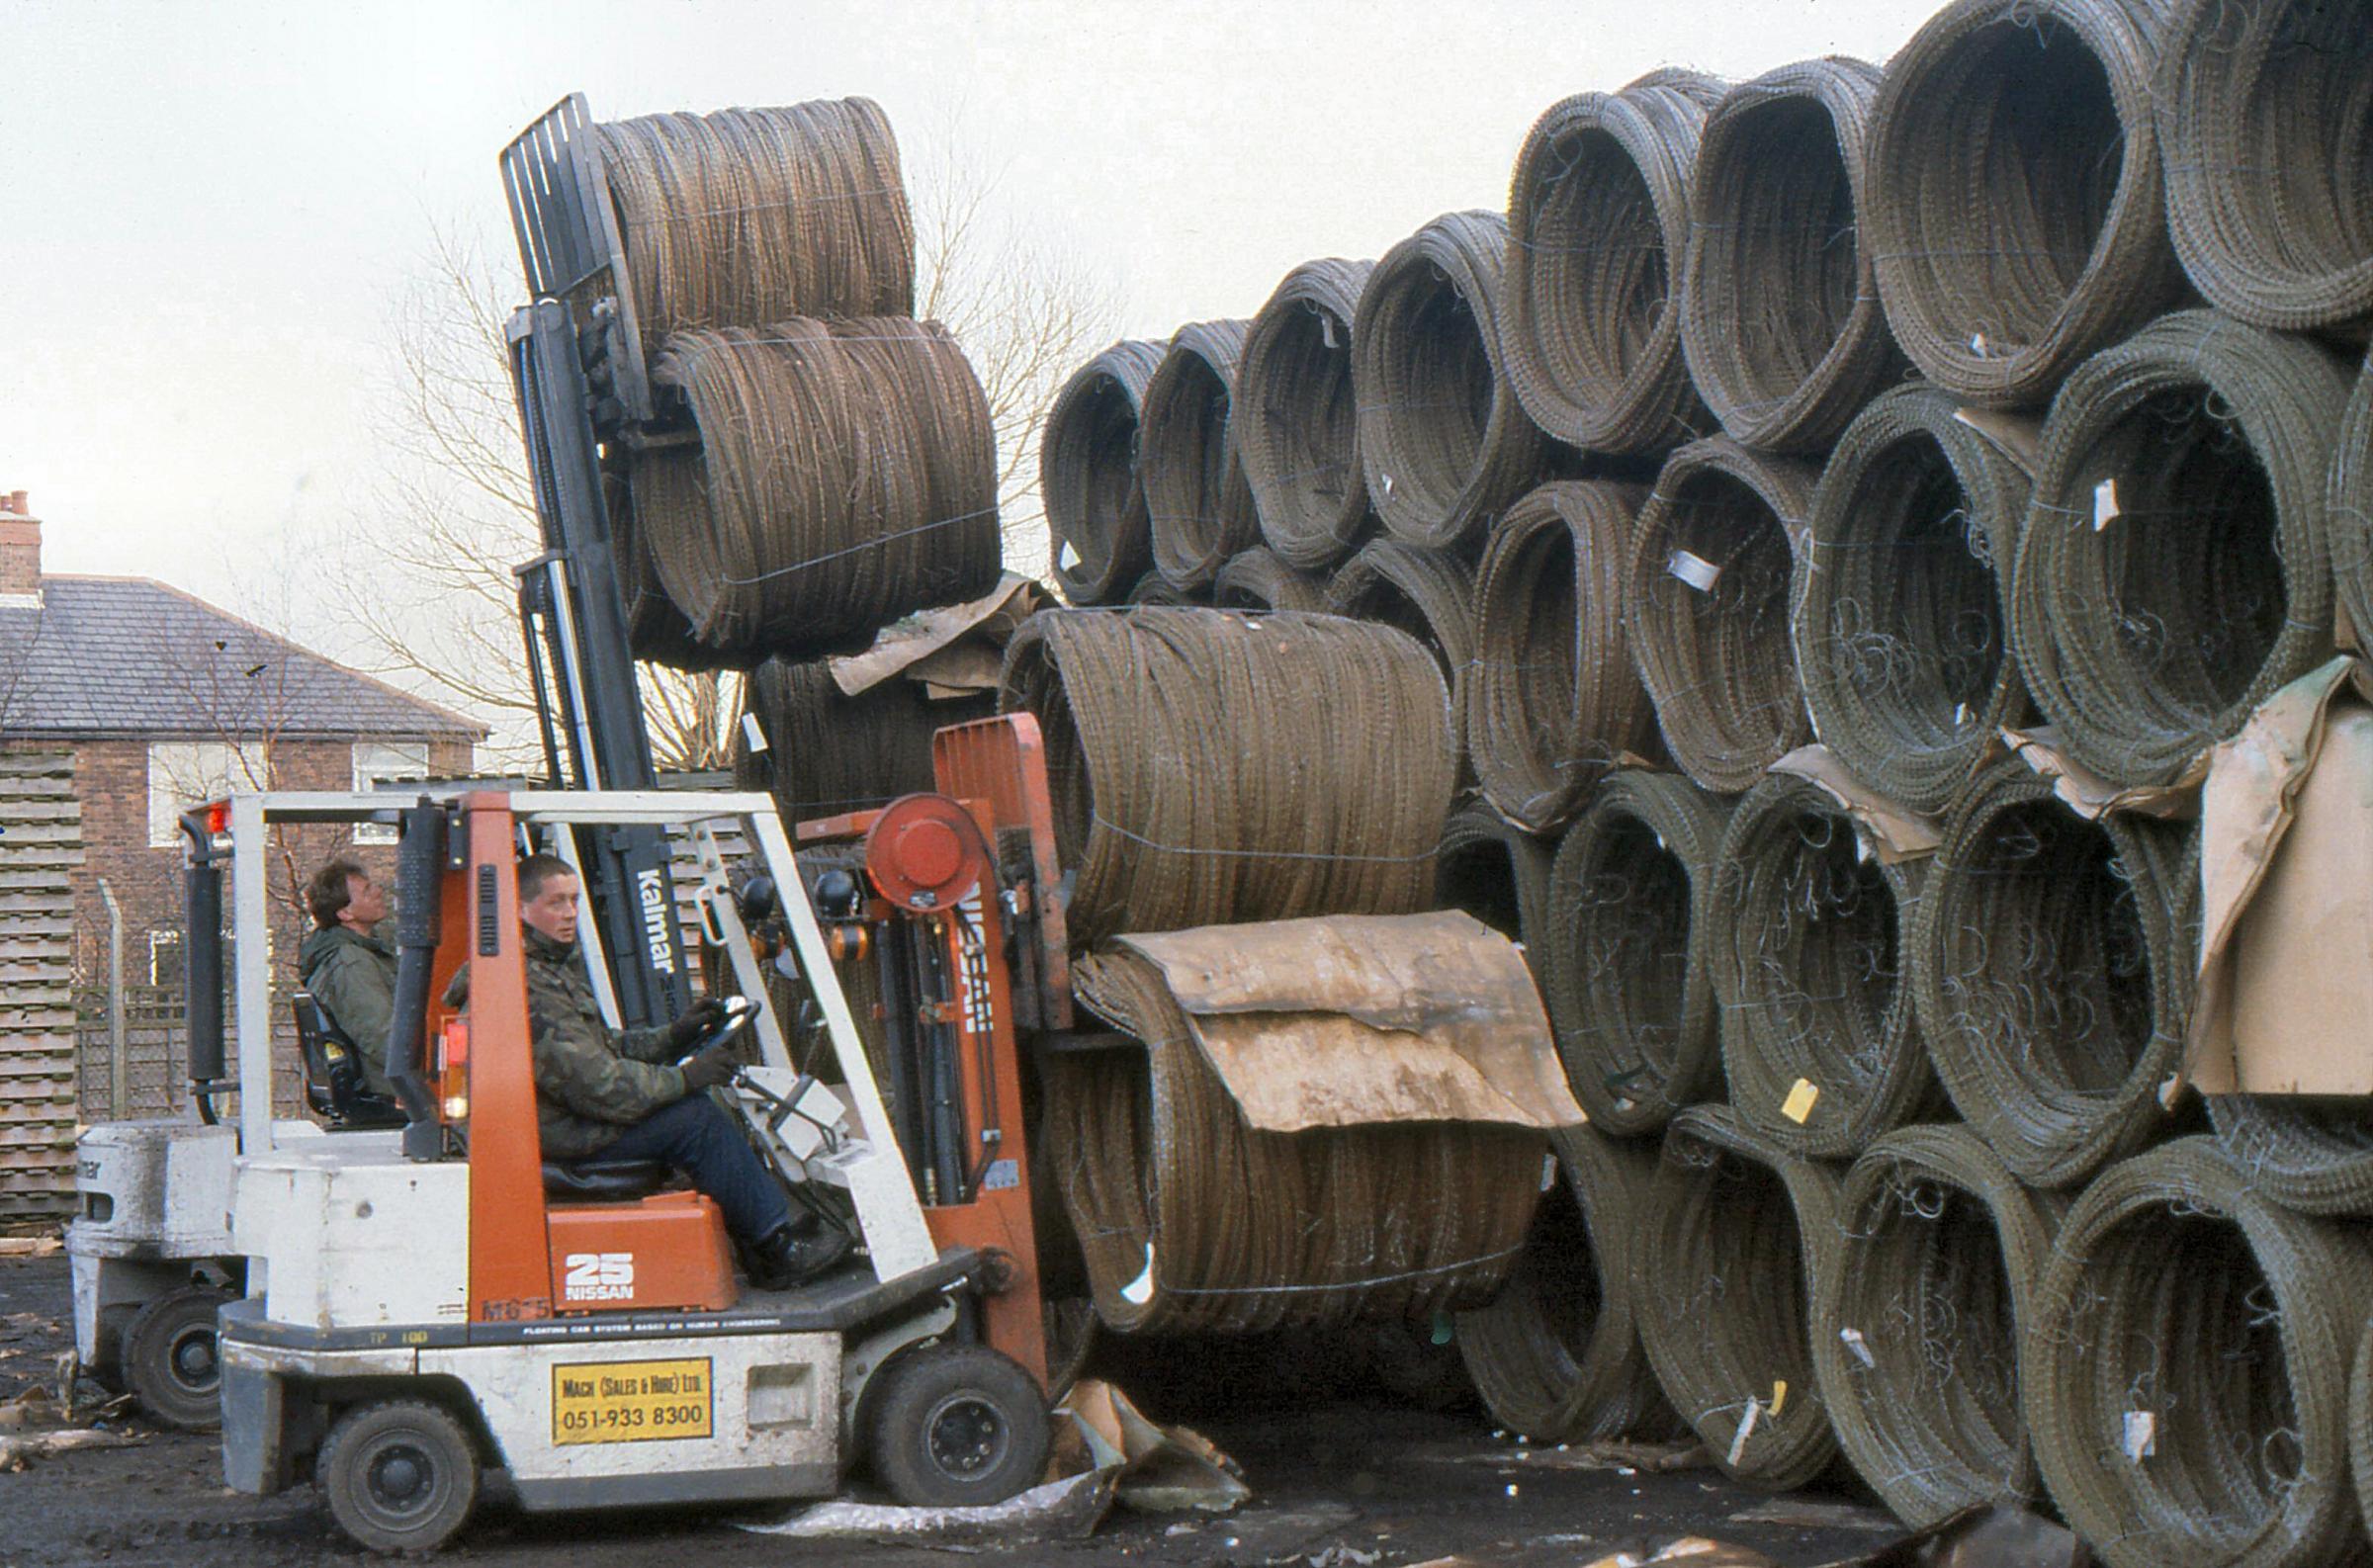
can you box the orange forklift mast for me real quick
[790,715,1064,1386]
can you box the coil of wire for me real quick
[736,657,992,821]
[2157,0,2373,333]
[593,99,916,346]
[610,467,731,670]
[2330,355,2373,650]
[1679,57,1902,455]
[1044,340,1168,605]
[1913,759,2196,1189]
[1503,70,1726,454]
[1043,944,1544,1336]
[1436,797,1554,955]
[1635,1105,1843,1490]
[1238,258,1377,571]
[1454,1126,1674,1443]
[1713,773,1939,1159]
[1143,319,1262,593]
[1863,0,2186,408]
[2009,309,2356,791]
[1328,539,1479,776]
[1626,437,1821,793]
[1537,770,1730,1137]
[998,606,1454,946]
[1352,211,1547,552]
[1125,573,1206,608]
[1214,547,1330,616]
[2026,1138,2373,1568]
[1794,384,2032,814]
[2210,1098,2373,1219]
[1468,481,1658,834]
[1812,1124,2064,1527]
[640,317,1001,659]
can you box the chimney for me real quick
[0,491,42,604]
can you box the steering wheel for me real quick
[675,995,760,1064]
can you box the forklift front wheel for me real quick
[866,1343,1051,1509]
[318,1399,480,1555]
[123,1287,227,1431]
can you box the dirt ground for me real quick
[0,1256,1907,1568]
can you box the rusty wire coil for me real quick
[1468,481,1656,833]
[1454,1127,1675,1442]
[1044,340,1168,605]
[1124,572,1207,608]
[2009,310,2356,790]
[2158,0,2373,333]
[1214,547,1330,615]
[1812,1124,2065,1527]
[1328,539,1479,777]
[1795,384,2032,814]
[2027,1138,2373,1568]
[735,657,991,821]
[1713,773,1939,1159]
[1042,944,1544,1336]
[640,318,1001,659]
[1626,437,1820,793]
[1538,770,1730,1137]
[2331,353,2373,648]
[1679,58,1903,454]
[1503,70,1726,455]
[1239,258,1377,571]
[1913,760,2196,1190]
[1436,797,1554,955]
[593,99,915,348]
[1635,1106,1843,1490]
[2210,1098,2373,1219]
[998,607,1454,946]
[611,467,733,670]
[1863,0,2187,408]
[1143,319,1261,592]
[1352,211,1548,552]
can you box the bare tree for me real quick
[346,131,1114,770]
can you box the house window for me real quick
[353,740,432,844]
[147,740,271,848]
[148,929,181,987]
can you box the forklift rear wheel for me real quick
[123,1287,227,1431]
[866,1343,1050,1509]
[318,1399,480,1555]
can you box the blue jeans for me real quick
[594,1093,791,1245]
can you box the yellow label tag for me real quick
[1781,1079,1819,1124]
[1770,1379,1790,1417]
[553,1357,714,1445]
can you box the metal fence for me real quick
[75,983,302,1122]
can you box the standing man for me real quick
[502,852,845,1291]
[299,857,398,1100]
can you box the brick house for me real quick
[0,491,483,1010]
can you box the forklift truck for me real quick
[214,771,1056,1551]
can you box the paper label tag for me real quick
[1726,1400,1760,1466]
[1320,312,1339,351]
[740,712,769,754]
[1540,1152,1559,1191]
[1769,1380,1789,1418]
[1121,1246,1157,1305]
[2093,479,2120,531]
[1781,1079,1819,1124]
[1667,549,1721,592]
[1380,473,1394,497]
[1971,331,1989,357]
[1840,1328,1875,1368]
[2123,1410,2155,1460]
[1059,540,1083,569]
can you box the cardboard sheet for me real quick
[2000,725,2203,821]
[2184,655,2373,1095]
[1116,912,1583,1134]
[826,572,1046,697]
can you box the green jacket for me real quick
[297,925,399,1098]
[508,926,687,1160]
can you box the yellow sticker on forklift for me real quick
[1781,1079,1819,1124]
[552,1357,714,1445]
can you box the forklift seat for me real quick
[541,1161,672,1201]
[291,993,405,1131]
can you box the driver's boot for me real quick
[747,1212,853,1291]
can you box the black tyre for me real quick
[123,1287,226,1430]
[866,1343,1050,1508]
[318,1399,479,1555]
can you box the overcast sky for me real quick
[1,0,1941,683]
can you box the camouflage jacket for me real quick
[446,927,688,1160]
[297,926,398,1098]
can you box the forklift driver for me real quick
[299,857,399,1100]
[454,852,848,1291]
